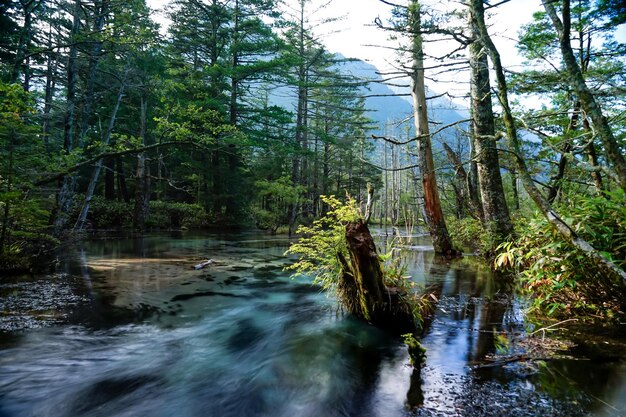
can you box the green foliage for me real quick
[494,191,626,322]
[0,83,54,269]
[285,195,360,294]
[71,196,212,230]
[402,332,426,368]
[147,201,213,229]
[447,217,492,255]
[252,175,305,232]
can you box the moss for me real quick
[403,333,426,368]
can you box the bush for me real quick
[147,201,212,229]
[88,196,133,229]
[494,190,626,323]
[80,197,212,230]
[447,217,492,255]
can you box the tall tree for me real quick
[542,0,626,193]
[467,1,512,241]
[471,0,626,282]
[407,0,455,254]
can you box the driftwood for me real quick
[193,259,213,270]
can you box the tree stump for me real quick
[342,219,417,335]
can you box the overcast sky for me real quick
[146,0,542,68]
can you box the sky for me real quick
[146,0,541,70]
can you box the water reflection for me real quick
[0,231,624,416]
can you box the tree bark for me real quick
[77,0,108,148]
[442,142,482,220]
[54,0,82,233]
[408,1,456,255]
[133,96,150,232]
[343,219,416,334]
[547,101,581,203]
[542,0,626,193]
[469,10,512,240]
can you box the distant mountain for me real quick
[335,57,469,142]
[265,55,469,144]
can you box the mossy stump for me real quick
[339,219,417,335]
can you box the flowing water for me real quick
[0,231,625,417]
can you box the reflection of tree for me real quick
[404,254,449,409]
[405,367,424,409]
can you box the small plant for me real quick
[284,195,360,297]
[402,332,426,368]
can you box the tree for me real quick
[471,0,626,282]
[407,1,456,254]
[0,83,48,258]
[542,0,626,193]
[467,3,512,242]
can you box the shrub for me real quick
[494,190,626,323]
[79,197,212,230]
[147,201,212,229]
[447,217,492,255]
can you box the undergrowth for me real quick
[494,190,626,323]
[285,195,432,327]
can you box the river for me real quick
[1,231,624,416]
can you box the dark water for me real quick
[0,231,625,416]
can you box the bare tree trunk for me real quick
[409,1,456,254]
[364,183,374,224]
[74,74,127,231]
[543,0,626,193]
[472,0,626,282]
[585,136,604,194]
[442,142,482,220]
[133,96,150,232]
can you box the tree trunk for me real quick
[74,74,126,231]
[442,142,482,220]
[133,96,150,232]
[11,0,38,88]
[542,0,626,193]
[409,1,456,255]
[0,129,15,255]
[585,134,604,194]
[510,168,520,211]
[104,157,115,199]
[42,21,57,153]
[77,0,108,148]
[116,157,129,203]
[54,0,82,233]
[547,101,581,203]
[472,0,626,282]
[469,11,513,240]
[342,219,416,334]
